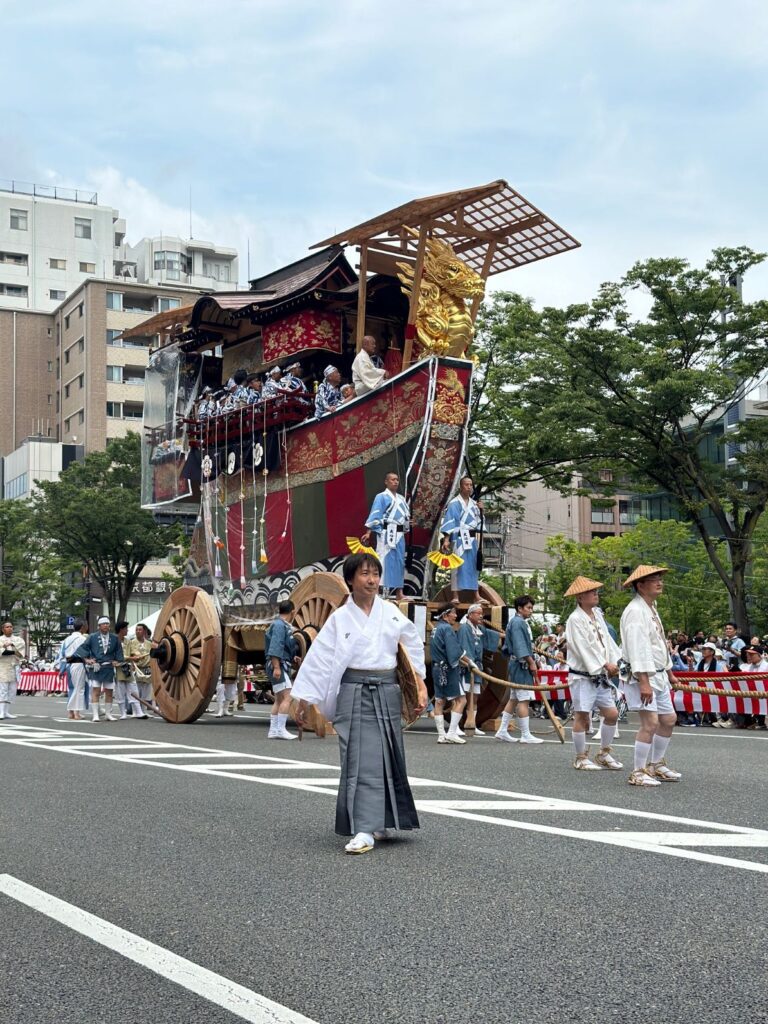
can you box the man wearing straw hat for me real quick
[564,576,623,772]
[619,566,682,786]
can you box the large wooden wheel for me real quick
[151,586,222,723]
[289,571,349,658]
[288,572,349,736]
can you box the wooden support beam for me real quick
[364,250,415,278]
[402,225,428,371]
[470,242,497,322]
[355,242,368,351]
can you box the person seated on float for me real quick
[262,365,284,400]
[315,365,342,417]
[221,369,250,411]
[280,362,308,395]
[196,385,218,420]
[352,335,388,396]
[339,383,356,405]
[245,373,263,407]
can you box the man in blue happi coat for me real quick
[430,606,469,744]
[76,615,122,723]
[362,472,410,602]
[314,365,342,417]
[265,600,300,740]
[494,594,544,746]
[440,475,483,604]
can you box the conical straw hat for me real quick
[564,576,604,598]
[622,564,669,588]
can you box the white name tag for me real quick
[460,526,472,552]
[385,522,399,550]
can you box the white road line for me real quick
[0,874,318,1024]
[4,725,768,873]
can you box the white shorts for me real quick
[569,675,617,713]
[510,688,534,703]
[461,673,481,695]
[625,676,674,714]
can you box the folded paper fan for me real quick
[427,550,464,570]
[346,536,377,556]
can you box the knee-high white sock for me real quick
[434,714,446,736]
[268,712,278,734]
[573,731,587,755]
[276,713,288,731]
[634,740,652,770]
[600,722,617,748]
[447,711,462,737]
[651,734,671,763]
[499,711,513,732]
[518,716,531,739]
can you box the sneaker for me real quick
[344,833,374,855]
[494,730,518,743]
[104,711,116,721]
[648,759,681,782]
[720,720,734,729]
[628,767,661,787]
[595,747,624,770]
[91,714,100,723]
[519,734,544,745]
[275,729,297,740]
[436,734,447,744]
[444,734,466,744]
[573,752,602,770]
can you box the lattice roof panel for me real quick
[312,179,580,276]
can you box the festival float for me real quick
[136,180,581,725]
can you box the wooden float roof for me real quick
[312,179,580,275]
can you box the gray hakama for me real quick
[334,668,419,836]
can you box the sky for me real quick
[3,0,767,306]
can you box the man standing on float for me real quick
[362,472,410,602]
[440,475,483,604]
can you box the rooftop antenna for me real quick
[247,237,250,283]
[189,185,193,239]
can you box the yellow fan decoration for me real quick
[346,536,377,556]
[428,550,464,570]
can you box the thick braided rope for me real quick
[672,671,768,700]
[473,666,567,693]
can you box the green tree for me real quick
[0,500,81,658]
[472,247,768,630]
[545,519,731,635]
[33,434,177,624]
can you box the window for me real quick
[47,361,53,372]
[618,498,648,525]
[49,289,66,300]
[106,291,123,310]
[77,338,84,353]
[123,403,143,419]
[106,365,123,383]
[74,217,92,239]
[50,258,66,270]
[78,410,84,425]
[590,502,614,525]
[154,251,189,280]
[0,251,28,267]
[0,283,28,297]
[106,329,122,346]
[598,469,613,483]
[106,402,122,418]
[157,297,180,313]
[65,350,70,365]
[64,382,71,397]
[78,302,84,317]
[79,262,95,274]
[10,209,27,230]
[77,373,84,389]
[64,314,70,329]
[64,417,71,432]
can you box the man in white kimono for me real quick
[292,552,427,855]
[620,565,681,786]
[564,576,623,772]
[0,620,25,719]
[440,475,483,603]
[351,335,387,396]
[361,472,410,601]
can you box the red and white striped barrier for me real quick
[673,672,768,715]
[18,671,68,694]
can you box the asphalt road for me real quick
[1,695,767,1024]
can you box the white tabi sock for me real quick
[500,711,513,731]
[276,713,288,732]
[600,723,617,748]
[634,740,652,770]
[268,714,278,735]
[518,716,531,739]
[651,734,671,763]
[434,714,446,736]
[447,711,462,737]
[572,731,587,756]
